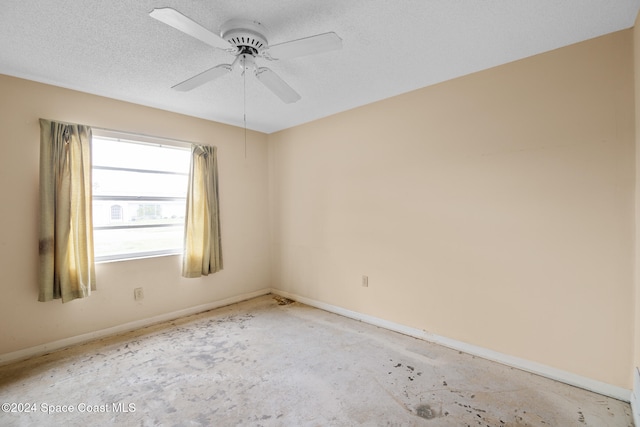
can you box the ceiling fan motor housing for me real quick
[221,19,269,55]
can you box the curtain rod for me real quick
[40,119,202,148]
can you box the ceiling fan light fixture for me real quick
[233,52,257,73]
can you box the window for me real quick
[110,205,122,221]
[92,131,191,262]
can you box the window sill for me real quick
[95,252,181,264]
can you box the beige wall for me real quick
[0,75,270,355]
[269,30,635,388]
[634,12,640,378]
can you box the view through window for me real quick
[92,132,191,262]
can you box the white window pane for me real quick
[92,138,190,173]
[93,200,185,227]
[94,227,183,259]
[93,169,187,198]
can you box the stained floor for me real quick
[0,295,633,426]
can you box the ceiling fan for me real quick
[150,8,342,103]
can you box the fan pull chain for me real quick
[243,64,247,159]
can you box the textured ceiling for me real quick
[1,1,639,134]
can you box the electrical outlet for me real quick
[134,287,144,301]
[362,275,368,287]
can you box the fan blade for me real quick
[255,67,301,103]
[266,32,342,60]
[172,64,232,91]
[150,8,232,51]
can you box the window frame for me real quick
[91,128,192,263]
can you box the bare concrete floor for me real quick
[0,295,633,426]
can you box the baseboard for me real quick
[0,288,271,366]
[271,289,632,403]
[632,367,640,426]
